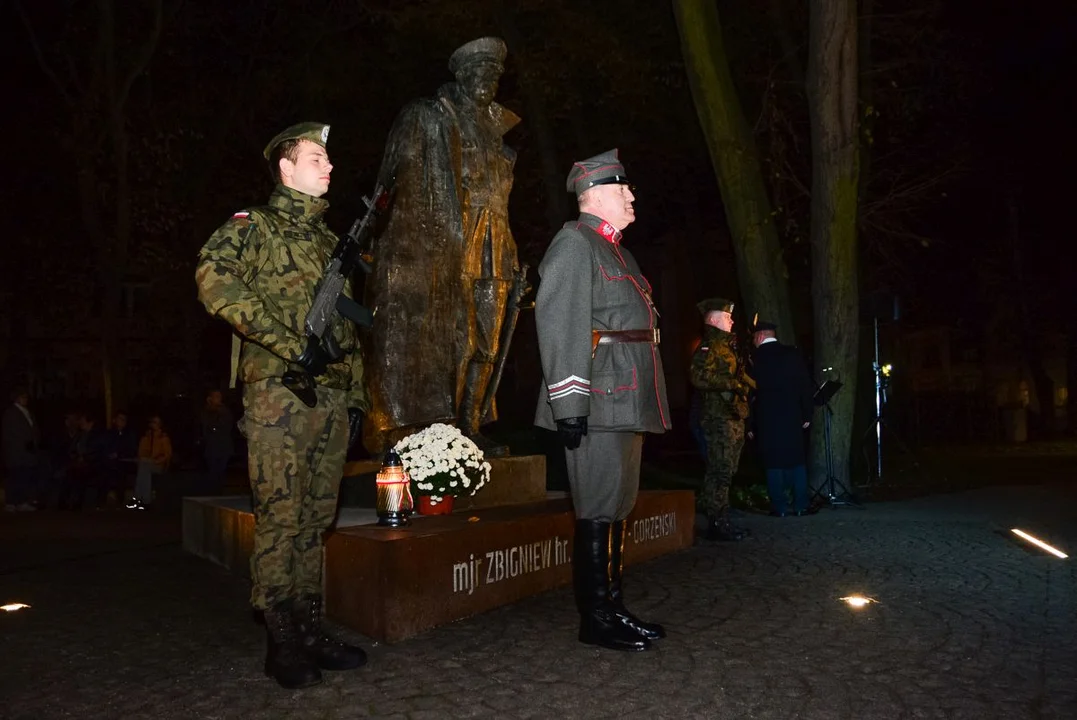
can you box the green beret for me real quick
[262,122,331,161]
[697,298,735,316]
[566,149,630,197]
[449,37,507,75]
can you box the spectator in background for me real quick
[2,387,40,512]
[129,416,172,510]
[59,414,108,510]
[104,412,139,506]
[200,390,235,495]
[747,319,816,517]
[49,411,82,504]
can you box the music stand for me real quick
[812,380,859,508]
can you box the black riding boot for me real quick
[263,601,322,689]
[609,520,666,640]
[293,595,367,671]
[573,520,651,652]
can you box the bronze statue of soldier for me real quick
[363,37,524,456]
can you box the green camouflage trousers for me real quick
[242,377,348,610]
[701,417,745,518]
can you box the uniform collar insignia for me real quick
[578,213,622,245]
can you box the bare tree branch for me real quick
[115,0,165,113]
[16,0,77,108]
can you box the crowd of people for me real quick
[1,388,237,512]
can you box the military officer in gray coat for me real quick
[534,149,671,652]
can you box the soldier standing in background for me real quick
[195,123,368,689]
[534,150,670,652]
[690,298,752,542]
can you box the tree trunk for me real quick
[672,0,795,342]
[22,0,161,421]
[858,0,874,218]
[1009,196,1056,436]
[807,0,861,489]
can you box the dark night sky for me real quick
[4,0,1076,340]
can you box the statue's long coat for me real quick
[364,83,520,452]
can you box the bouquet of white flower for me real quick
[394,423,492,505]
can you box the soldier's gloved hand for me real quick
[347,408,363,450]
[296,336,330,377]
[556,416,588,450]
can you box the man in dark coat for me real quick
[747,320,815,516]
[2,388,39,511]
[535,149,670,652]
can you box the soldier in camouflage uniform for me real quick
[690,298,752,542]
[195,122,369,689]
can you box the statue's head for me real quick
[449,37,507,108]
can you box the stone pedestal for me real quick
[182,454,695,643]
[324,491,695,643]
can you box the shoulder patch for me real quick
[229,210,257,229]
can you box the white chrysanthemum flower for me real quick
[395,423,490,501]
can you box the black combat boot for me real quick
[459,361,509,457]
[293,595,367,671]
[263,601,322,689]
[573,520,651,652]
[704,514,747,542]
[609,520,666,640]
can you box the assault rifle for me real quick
[729,332,756,395]
[283,183,392,407]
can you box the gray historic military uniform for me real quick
[534,150,670,652]
[533,217,670,519]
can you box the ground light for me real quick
[839,595,875,609]
[1011,529,1068,559]
[1,603,31,612]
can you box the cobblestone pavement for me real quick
[1,483,1074,720]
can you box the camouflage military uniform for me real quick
[196,184,368,611]
[690,324,750,522]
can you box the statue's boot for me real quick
[460,361,509,457]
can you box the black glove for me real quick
[295,336,330,377]
[556,416,588,450]
[347,408,363,450]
